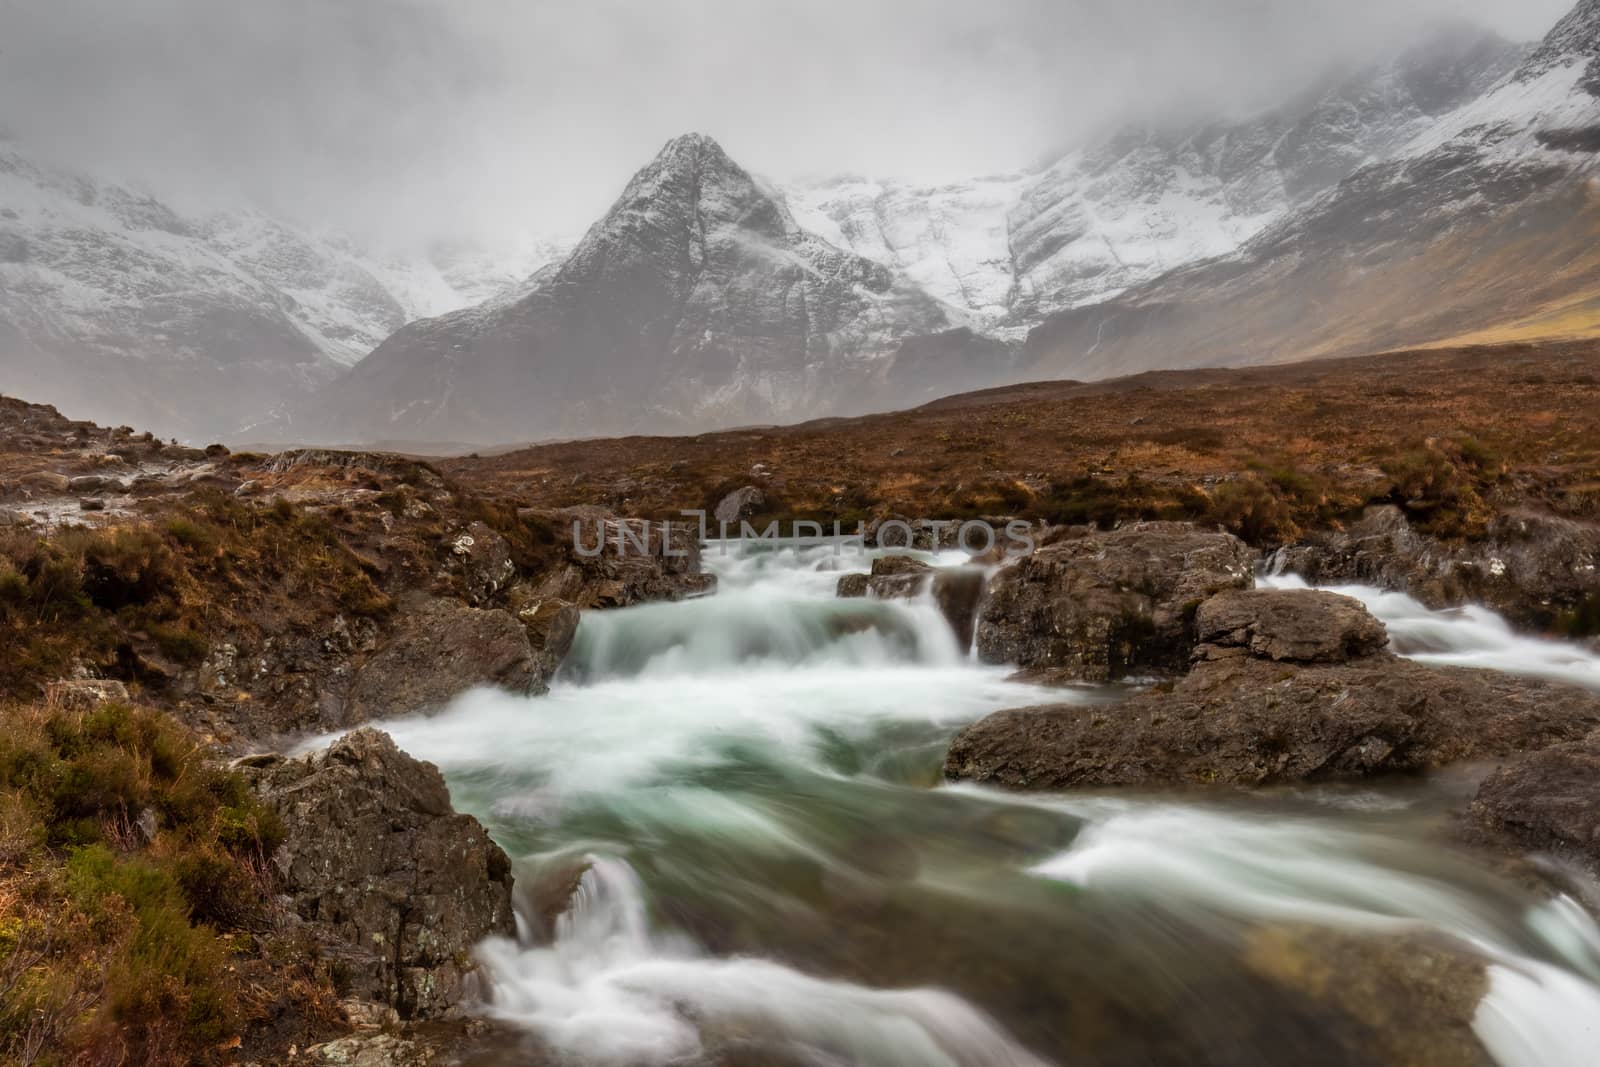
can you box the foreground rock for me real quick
[975,522,1255,681]
[1243,925,1493,1067]
[1471,730,1600,874]
[1278,505,1600,637]
[837,555,986,650]
[948,588,1600,790]
[242,729,516,1019]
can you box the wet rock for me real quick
[1243,925,1493,1067]
[243,729,515,1019]
[508,592,582,688]
[46,678,131,709]
[836,556,986,650]
[343,596,537,724]
[536,512,714,607]
[1195,588,1390,664]
[836,555,932,598]
[19,470,69,493]
[713,485,766,526]
[449,521,515,605]
[308,1033,436,1067]
[0,507,32,527]
[1279,506,1600,636]
[1471,731,1600,872]
[931,567,986,652]
[975,522,1256,681]
[68,474,116,493]
[948,589,1600,790]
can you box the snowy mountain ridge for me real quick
[0,139,567,436]
[786,21,1523,332]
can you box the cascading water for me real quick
[334,544,1600,1066]
[1258,572,1600,692]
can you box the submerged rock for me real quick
[243,729,516,1020]
[974,522,1255,681]
[1243,925,1493,1067]
[1472,730,1600,873]
[948,588,1600,790]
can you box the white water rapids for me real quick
[328,545,1600,1066]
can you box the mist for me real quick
[0,0,1573,249]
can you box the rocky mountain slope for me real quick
[1023,0,1600,380]
[0,140,563,440]
[283,133,965,446]
[788,21,1521,334]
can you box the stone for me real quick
[975,522,1256,680]
[509,593,582,687]
[1471,731,1600,872]
[343,597,537,724]
[1277,505,1600,636]
[0,507,32,527]
[243,729,516,1019]
[713,485,766,526]
[535,512,714,607]
[948,587,1600,791]
[835,556,986,651]
[449,521,516,605]
[308,1032,435,1066]
[46,678,131,709]
[1194,588,1390,664]
[1243,925,1493,1067]
[19,471,69,493]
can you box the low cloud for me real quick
[0,0,1571,247]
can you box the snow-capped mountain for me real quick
[1023,0,1600,381]
[282,133,967,446]
[0,140,565,439]
[788,21,1522,334]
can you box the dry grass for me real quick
[444,341,1600,547]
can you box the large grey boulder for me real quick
[975,522,1256,680]
[243,729,516,1019]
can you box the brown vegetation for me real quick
[443,341,1600,548]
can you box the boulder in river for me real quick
[1471,729,1600,873]
[974,522,1256,681]
[343,595,538,724]
[241,729,516,1020]
[948,588,1600,790]
[1277,505,1600,637]
[836,555,986,651]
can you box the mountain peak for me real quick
[1519,0,1600,80]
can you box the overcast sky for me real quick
[0,0,1574,250]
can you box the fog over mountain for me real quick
[0,0,1569,249]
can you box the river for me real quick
[341,543,1600,1066]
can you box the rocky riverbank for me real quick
[0,397,709,1064]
